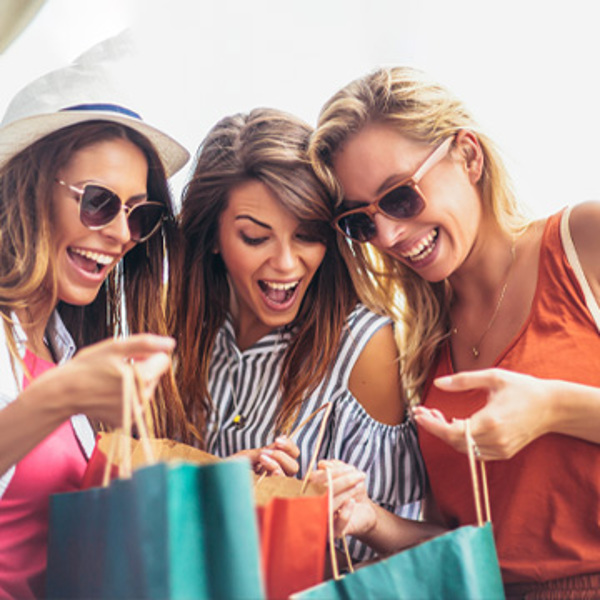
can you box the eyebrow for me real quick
[344,173,410,207]
[235,214,272,229]
[72,180,148,204]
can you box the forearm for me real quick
[547,379,600,444]
[0,373,74,476]
[356,501,446,556]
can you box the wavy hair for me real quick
[174,108,358,439]
[308,67,530,404]
[0,121,191,440]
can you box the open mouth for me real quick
[68,247,114,275]
[258,279,301,306]
[401,228,439,263]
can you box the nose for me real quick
[271,240,298,271]
[371,212,406,249]
[100,208,132,245]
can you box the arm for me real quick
[348,323,405,425]
[0,334,174,477]
[311,459,445,556]
[413,369,600,460]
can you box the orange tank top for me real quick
[419,210,600,584]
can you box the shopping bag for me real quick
[46,364,265,600]
[254,403,332,600]
[83,431,327,600]
[255,470,328,600]
[293,421,505,600]
[80,431,220,489]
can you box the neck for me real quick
[232,313,274,352]
[449,228,514,305]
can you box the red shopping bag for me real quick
[252,402,332,600]
[255,474,328,600]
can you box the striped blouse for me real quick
[205,304,427,561]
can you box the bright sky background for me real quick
[1,0,600,216]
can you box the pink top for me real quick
[0,350,87,600]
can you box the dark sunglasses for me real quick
[55,179,166,243]
[332,135,455,243]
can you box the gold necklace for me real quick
[452,241,516,358]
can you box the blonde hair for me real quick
[309,66,529,403]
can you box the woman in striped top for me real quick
[174,108,426,560]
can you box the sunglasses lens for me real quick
[337,212,377,243]
[379,185,424,219]
[79,185,121,228]
[127,203,165,242]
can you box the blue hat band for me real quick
[61,103,142,120]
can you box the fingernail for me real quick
[260,454,276,465]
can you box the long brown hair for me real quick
[0,121,191,440]
[309,67,529,404]
[174,108,358,440]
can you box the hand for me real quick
[232,436,300,476]
[413,368,553,460]
[38,334,175,427]
[310,459,376,538]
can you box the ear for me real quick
[454,130,484,184]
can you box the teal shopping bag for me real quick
[293,522,504,600]
[294,420,505,600]
[47,459,265,599]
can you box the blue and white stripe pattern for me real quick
[205,304,427,561]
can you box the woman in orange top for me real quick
[308,66,600,597]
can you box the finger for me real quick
[133,352,172,381]
[263,449,299,476]
[334,498,355,537]
[317,458,355,472]
[328,470,366,496]
[412,406,447,423]
[271,436,300,458]
[413,409,466,451]
[330,478,365,512]
[257,452,285,476]
[106,334,176,360]
[434,369,502,392]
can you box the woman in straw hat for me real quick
[0,39,191,598]
[174,107,429,562]
[308,66,600,596]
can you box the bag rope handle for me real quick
[100,362,156,486]
[325,466,355,580]
[465,419,492,525]
[324,419,492,582]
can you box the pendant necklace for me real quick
[226,357,272,429]
[452,240,516,359]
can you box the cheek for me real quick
[305,245,327,275]
[220,242,258,285]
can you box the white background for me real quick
[1,0,600,215]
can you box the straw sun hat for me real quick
[0,33,190,177]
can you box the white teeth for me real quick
[263,280,299,291]
[402,230,438,259]
[71,248,114,265]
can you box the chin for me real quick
[58,287,103,308]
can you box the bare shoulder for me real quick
[568,201,600,290]
[348,323,405,426]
